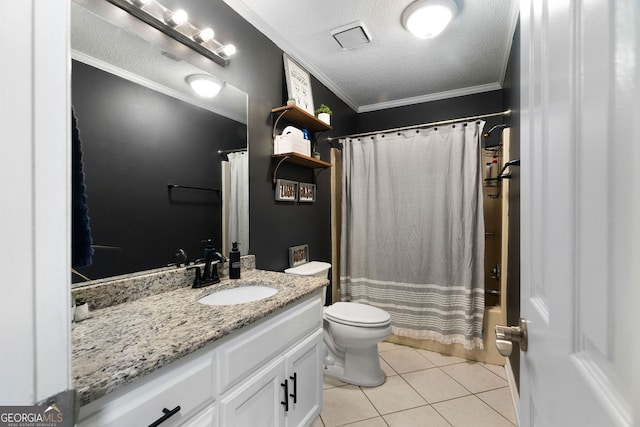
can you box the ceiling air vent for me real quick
[331,22,372,50]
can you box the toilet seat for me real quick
[325,302,391,328]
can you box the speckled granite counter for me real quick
[72,268,328,406]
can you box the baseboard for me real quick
[505,357,520,426]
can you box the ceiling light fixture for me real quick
[107,0,235,66]
[129,0,151,6]
[186,74,224,98]
[402,0,457,39]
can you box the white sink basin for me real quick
[198,285,278,306]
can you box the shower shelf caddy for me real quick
[271,105,332,184]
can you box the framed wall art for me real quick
[289,244,309,267]
[283,54,315,116]
[275,179,298,202]
[298,182,316,203]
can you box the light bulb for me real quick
[222,44,236,56]
[194,28,214,43]
[166,9,188,27]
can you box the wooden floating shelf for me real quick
[272,152,332,168]
[271,105,332,132]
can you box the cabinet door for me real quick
[220,360,286,427]
[181,405,217,427]
[285,329,323,427]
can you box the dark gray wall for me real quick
[158,0,357,272]
[503,19,521,389]
[356,90,507,148]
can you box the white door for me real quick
[519,0,639,426]
[0,0,71,411]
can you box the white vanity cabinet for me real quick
[77,348,217,427]
[77,292,324,427]
[283,329,324,427]
[218,294,324,427]
[219,329,323,427]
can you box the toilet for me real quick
[285,261,392,387]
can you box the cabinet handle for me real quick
[280,379,289,412]
[148,405,181,427]
[289,373,297,404]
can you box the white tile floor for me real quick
[313,342,517,427]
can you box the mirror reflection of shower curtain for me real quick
[228,151,249,255]
[340,122,485,350]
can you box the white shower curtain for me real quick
[228,151,249,255]
[340,122,485,349]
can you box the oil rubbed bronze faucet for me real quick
[188,239,227,288]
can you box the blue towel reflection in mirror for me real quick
[71,107,94,268]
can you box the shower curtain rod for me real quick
[218,148,247,156]
[324,109,511,142]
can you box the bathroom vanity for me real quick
[73,266,327,426]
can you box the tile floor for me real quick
[312,342,517,427]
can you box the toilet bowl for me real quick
[285,261,392,387]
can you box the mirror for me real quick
[70,0,249,284]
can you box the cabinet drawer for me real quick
[218,295,322,392]
[79,350,216,427]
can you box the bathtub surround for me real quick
[340,122,485,350]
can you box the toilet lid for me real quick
[284,261,331,276]
[325,302,391,327]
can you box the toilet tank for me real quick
[285,261,331,304]
[285,261,331,278]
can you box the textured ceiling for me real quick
[71,1,247,124]
[222,0,519,112]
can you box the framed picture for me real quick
[275,179,298,202]
[289,244,309,267]
[298,182,316,203]
[283,54,315,116]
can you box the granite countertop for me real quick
[72,269,328,406]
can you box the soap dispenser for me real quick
[229,241,241,279]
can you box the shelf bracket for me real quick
[272,155,292,184]
[272,109,290,140]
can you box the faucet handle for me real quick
[186,266,202,288]
[173,249,189,267]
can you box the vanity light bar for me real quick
[106,0,234,67]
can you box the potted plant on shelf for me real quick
[315,104,332,125]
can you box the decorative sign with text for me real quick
[283,54,315,116]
